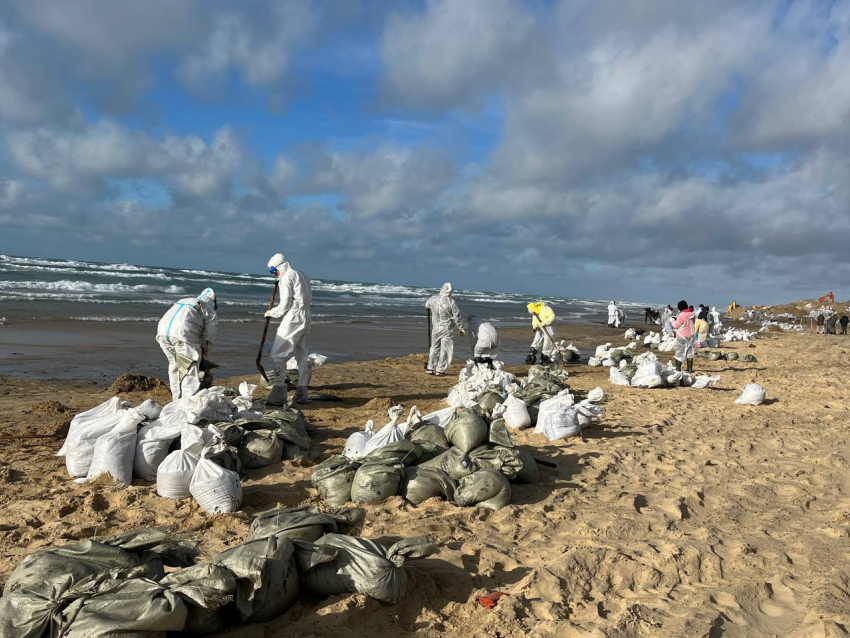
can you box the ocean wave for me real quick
[0,279,185,295]
[0,254,151,273]
[0,264,173,280]
[313,281,432,297]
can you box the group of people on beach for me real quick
[815,311,850,334]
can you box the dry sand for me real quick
[2,324,850,637]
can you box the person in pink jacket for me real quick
[670,300,695,373]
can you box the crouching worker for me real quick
[426,283,464,377]
[156,287,218,401]
[670,300,695,374]
[527,301,557,365]
[265,253,312,406]
[467,315,499,368]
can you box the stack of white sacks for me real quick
[588,342,638,367]
[58,382,263,514]
[759,321,804,333]
[446,361,517,408]
[608,351,721,389]
[722,327,757,342]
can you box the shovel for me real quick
[256,282,279,383]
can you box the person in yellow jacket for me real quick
[526,301,557,365]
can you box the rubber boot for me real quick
[525,348,537,365]
[674,359,682,371]
[266,381,288,407]
[294,386,310,405]
[686,358,694,374]
[540,353,551,365]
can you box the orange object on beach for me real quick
[476,591,508,609]
[819,292,835,303]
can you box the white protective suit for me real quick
[528,301,557,361]
[468,316,499,359]
[266,254,312,405]
[426,283,463,374]
[661,307,674,336]
[608,302,619,328]
[156,287,218,401]
[709,307,723,336]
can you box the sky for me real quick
[0,0,848,305]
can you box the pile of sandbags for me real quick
[588,342,638,367]
[554,340,582,363]
[759,320,804,332]
[0,509,437,637]
[317,403,545,511]
[447,361,517,408]
[59,387,315,515]
[723,327,758,342]
[608,352,722,389]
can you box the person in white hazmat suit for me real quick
[425,283,464,376]
[156,287,218,401]
[607,301,620,328]
[526,301,557,364]
[467,314,499,368]
[265,253,312,405]
[709,306,723,336]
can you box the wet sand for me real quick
[5,322,848,636]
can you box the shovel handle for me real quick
[256,283,279,382]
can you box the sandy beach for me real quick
[2,320,849,637]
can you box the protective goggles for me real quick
[269,266,278,275]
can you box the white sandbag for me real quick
[624,328,636,340]
[190,457,242,514]
[133,419,185,481]
[587,357,602,367]
[734,383,765,406]
[595,343,612,357]
[502,393,532,430]
[535,393,580,440]
[156,449,199,499]
[59,397,125,457]
[609,367,631,387]
[343,420,375,460]
[361,407,406,455]
[631,360,663,388]
[61,399,145,478]
[135,399,162,420]
[691,374,721,389]
[575,400,604,428]
[80,426,137,485]
[601,359,615,368]
[238,381,257,398]
[587,387,605,403]
[418,406,457,429]
[181,425,214,456]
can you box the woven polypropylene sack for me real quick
[311,455,357,506]
[190,458,242,514]
[350,461,405,504]
[401,466,456,505]
[445,408,488,454]
[454,470,512,510]
[156,450,199,499]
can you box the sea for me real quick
[0,254,652,327]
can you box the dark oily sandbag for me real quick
[562,348,581,363]
[274,422,312,461]
[706,351,724,361]
[726,352,739,361]
[238,429,283,470]
[412,440,446,464]
[406,424,449,448]
[445,408,488,454]
[60,577,187,638]
[488,418,514,448]
[470,446,522,480]
[620,364,637,380]
[213,532,298,623]
[455,469,512,510]
[610,350,624,363]
[514,448,541,484]
[350,461,405,504]
[358,440,422,466]
[264,405,314,436]
[206,444,243,476]
[477,388,504,417]
[209,422,244,446]
[311,455,357,507]
[160,563,236,636]
[740,354,757,363]
[418,447,478,480]
[402,466,457,505]
[296,534,437,604]
[248,505,366,542]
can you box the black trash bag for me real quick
[238,429,284,470]
[487,418,514,448]
[160,563,236,636]
[351,460,405,504]
[311,455,358,506]
[358,440,423,466]
[295,534,437,604]
[248,505,366,542]
[469,446,522,480]
[418,447,478,480]
[513,448,541,484]
[445,408,488,454]
[401,466,457,505]
[454,470,512,510]
[406,424,449,448]
[213,532,300,623]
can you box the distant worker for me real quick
[607,301,619,328]
[526,301,557,365]
[694,306,709,347]
[425,283,464,377]
[661,305,674,336]
[709,306,723,336]
[644,307,660,324]
[467,315,499,368]
[671,300,695,373]
[156,287,218,401]
[817,313,826,334]
[828,312,839,335]
[265,253,312,405]
[840,314,849,335]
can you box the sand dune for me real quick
[2,326,850,636]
